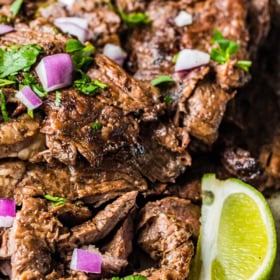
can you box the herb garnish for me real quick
[173,53,179,63]
[66,39,95,72]
[151,75,175,87]
[90,122,102,132]
[0,90,9,122]
[0,44,43,78]
[118,8,150,27]
[10,0,23,16]
[55,91,62,106]
[210,29,252,71]
[236,60,252,72]
[0,78,16,87]
[27,109,34,118]
[44,194,67,207]
[74,74,108,95]
[21,72,47,98]
[112,276,147,280]
[164,95,173,104]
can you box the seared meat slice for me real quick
[138,197,200,238]
[0,229,12,259]
[42,88,139,166]
[87,54,162,116]
[137,213,194,280]
[102,209,135,260]
[50,202,92,227]
[67,191,137,247]
[0,114,46,161]
[184,82,233,144]
[10,198,62,279]
[0,22,67,55]
[0,161,26,199]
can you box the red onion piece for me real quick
[174,11,193,27]
[0,24,14,35]
[0,199,16,228]
[70,248,102,274]
[54,17,88,42]
[58,0,75,9]
[103,43,127,65]
[35,53,73,92]
[15,86,43,110]
[175,49,210,72]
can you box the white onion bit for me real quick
[58,0,75,9]
[175,49,210,72]
[103,44,127,65]
[54,17,88,42]
[174,11,193,27]
[0,24,14,35]
[35,53,73,92]
[15,86,43,110]
[70,248,102,274]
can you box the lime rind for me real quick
[195,174,277,280]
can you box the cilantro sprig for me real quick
[44,194,67,207]
[0,90,9,122]
[118,8,150,27]
[90,122,102,132]
[112,276,147,280]
[10,0,23,16]
[210,29,252,72]
[55,91,62,107]
[0,78,16,87]
[151,75,175,87]
[74,74,108,95]
[0,44,43,78]
[21,72,47,98]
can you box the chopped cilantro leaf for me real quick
[10,0,23,16]
[151,75,175,87]
[66,39,84,53]
[0,90,9,122]
[236,60,252,72]
[55,91,62,107]
[210,29,239,64]
[66,40,95,71]
[90,122,102,132]
[27,109,34,118]
[0,78,16,87]
[173,53,179,63]
[0,44,43,78]
[118,8,150,27]
[74,74,107,96]
[112,276,147,280]
[164,95,173,104]
[21,72,47,98]
[44,194,67,207]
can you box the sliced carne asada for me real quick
[67,191,138,247]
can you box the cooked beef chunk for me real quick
[50,202,92,227]
[137,213,194,280]
[0,161,26,199]
[102,209,135,260]
[221,147,263,182]
[0,229,11,259]
[0,23,67,54]
[0,260,11,278]
[133,126,191,183]
[0,115,46,161]
[10,198,62,279]
[42,88,139,166]
[67,191,137,247]
[184,82,233,144]
[87,54,162,116]
[138,197,200,238]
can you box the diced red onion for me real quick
[58,0,75,9]
[35,53,73,92]
[54,17,88,42]
[174,11,193,27]
[0,199,16,228]
[175,49,210,72]
[15,86,43,110]
[103,44,127,65]
[0,24,14,35]
[70,248,102,274]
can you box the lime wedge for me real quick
[190,174,277,280]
